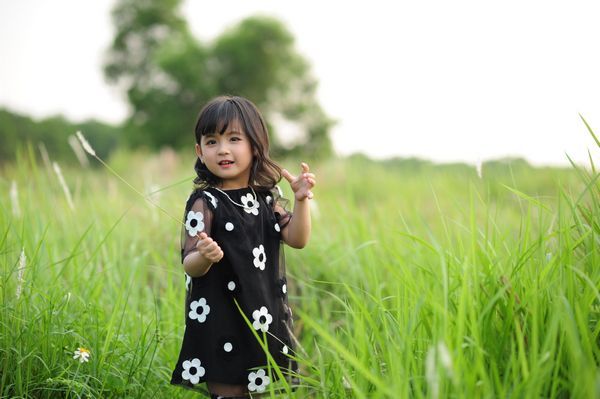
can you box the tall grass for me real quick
[1,132,598,397]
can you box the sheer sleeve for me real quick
[180,190,214,264]
[272,185,292,230]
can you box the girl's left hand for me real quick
[282,162,316,201]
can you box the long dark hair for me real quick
[193,96,282,190]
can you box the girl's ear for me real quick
[195,143,203,162]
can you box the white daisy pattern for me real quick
[181,358,205,384]
[185,210,204,237]
[189,298,210,323]
[204,192,218,208]
[252,306,273,332]
[274,223,280,232]
[225,222,234,231]
[248,369,271,393]
[266,195,272,204]
[241,193,260,215]
[252,245,266,270]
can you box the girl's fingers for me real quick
[301,162,310,173]
[207,247,223,260]
[281,169,295,183]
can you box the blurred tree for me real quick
[0,108,119,164]
[103,0,333,157]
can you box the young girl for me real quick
[170,96,315,398]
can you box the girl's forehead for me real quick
[208,118,245,135]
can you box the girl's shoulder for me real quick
[184,187,218,212]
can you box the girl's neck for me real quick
[216,181,251,191]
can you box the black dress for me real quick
[170,186,298,394]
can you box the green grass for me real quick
[1,136,598,398]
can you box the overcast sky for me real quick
[1,0,599,166]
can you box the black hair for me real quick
[193,96,282,190]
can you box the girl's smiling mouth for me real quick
[218,160,234,168]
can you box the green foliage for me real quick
[0,108,120,164]
[104,0,333,157]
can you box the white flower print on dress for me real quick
[274,223,280,232]
[181,358,205,384]
[252,306,273,332]
[241,193,260,215]
[204,192,218,208]
[185,273,191,291]
[185,211,204,237]
[266,195,272,204]
[248,368,270,393]
[189,298,210,323]
[252,245,266,270]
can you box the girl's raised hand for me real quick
[282,162,316,201]
[195,232,224,263]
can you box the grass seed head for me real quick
[76,130,96,157]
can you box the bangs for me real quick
[196,98,243,136]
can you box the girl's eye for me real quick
[230,137,241,142]
[205,139,216,145]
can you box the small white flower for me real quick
[241,193,259,215]
[225,222,234,231]
[266,195,272,204]
[252,245,266,270]
[282,345,289,354]
[189,298,210,323]
[204,192,218,208]
[185,211,204,237]
[248,368,270,393]
[227,281,236,291]
[181,358,205,384]
[274,223,280,232]
[282,284,287,294]
[252,306,273,332]
[224,342,233,352]
[73,347,91,363]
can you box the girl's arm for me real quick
[280,162,316,249]
[184,232,224,277]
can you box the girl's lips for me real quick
[218,160,234,168]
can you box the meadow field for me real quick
[1,138,598,398]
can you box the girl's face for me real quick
[195,119,254,189]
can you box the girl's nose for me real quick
[217,144,230,155]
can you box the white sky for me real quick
[1,0,599,166]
